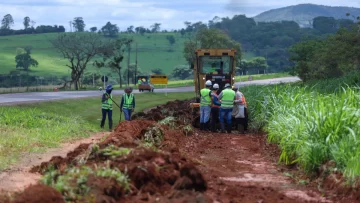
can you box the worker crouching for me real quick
[100,84,113,131]
[199,80,213,131]
[218,83,235,133]
[211,83,221,132]
[121,86,136,121]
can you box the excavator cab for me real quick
[190,49,236,108]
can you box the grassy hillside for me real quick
[253,4,360,27]
[0,32,254,79]
[0,33,187,77]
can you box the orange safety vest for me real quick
[236,91,248,108]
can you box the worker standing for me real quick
[218,83,236,133]
[120,86,136,121]
[137,78,142,85]
[211,83,220,132]
[100,84,113,131]
[200,80,213,131]
[233,85,248,134]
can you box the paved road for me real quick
[0,77,300,105]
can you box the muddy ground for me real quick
[0,99,359,203]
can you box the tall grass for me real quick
[242,71,360,183]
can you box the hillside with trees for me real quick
[253,4,360,27]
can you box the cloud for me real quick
[0,0,359,31]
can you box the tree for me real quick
[51,33,113,90]
[166,35,176,46]
[127,25,134,33]
[238,57,268,74]
[93,38,133,88]
[180,28,186,37]
[30,20,36,28]
[183,27,242,67]
[72,17,85,32]
[123,63,144,84]
[101,22,119,37]
[23,17,30,29]
[90,27,97,32]
[150,23,161,33]
[1,14,14,30]
[313,16,337,34]
[15,47,39,71]
[172,65,192,79]
[151,68,163,75]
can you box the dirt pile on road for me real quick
[9,103,209,203]
[132,99,195,124]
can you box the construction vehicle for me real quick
[190,49,239,129]
[137,76,154,92]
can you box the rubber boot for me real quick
[211,122,216,133]
[100,119,105,129]
[109,120,113,132]
[220,123,226,133]
[205,121,211,131]
[238,124,245,134]
[226,123,232,134]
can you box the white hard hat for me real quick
[224,83,231,88]
[205,80,212,86]
[213,83,219,89]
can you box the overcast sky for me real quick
[0,0,359,31]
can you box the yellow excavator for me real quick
[190,48,237,128]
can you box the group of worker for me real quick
[200,80,248,134]
[100,84,135,131]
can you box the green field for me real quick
[0,32,256,78]
[0,92,194,170]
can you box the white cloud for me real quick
[0,0,359,31]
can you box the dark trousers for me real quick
[236,107,248,131]
[100,109,113,130]
[211,107,220,132]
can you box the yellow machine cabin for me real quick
[191,49,237,107]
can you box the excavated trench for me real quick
[0,99,359,203]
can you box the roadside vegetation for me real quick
[0,92,194,170]
[243,71,360,184]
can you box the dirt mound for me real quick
[132,99,195,124]
[11,184,65,203]
[18,106,207,203]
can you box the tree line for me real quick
[0,14,170,37]
[289,14,360,81]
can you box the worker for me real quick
[120,86,136,121]
[200,80,213,131]
[142,78,146,84]
[233,85,248,134]
[100,84,113,131]
[211,83,220,132]
[137,78,142,85]
[218,83,236,133]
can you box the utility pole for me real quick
[93,73,94,87]
[135,43,138,85]
[127,43,131,86]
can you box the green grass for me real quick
[0,92,194,170]
[243,71,360,184]
[0,32,255,77]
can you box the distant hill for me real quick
[253,4,360,27]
